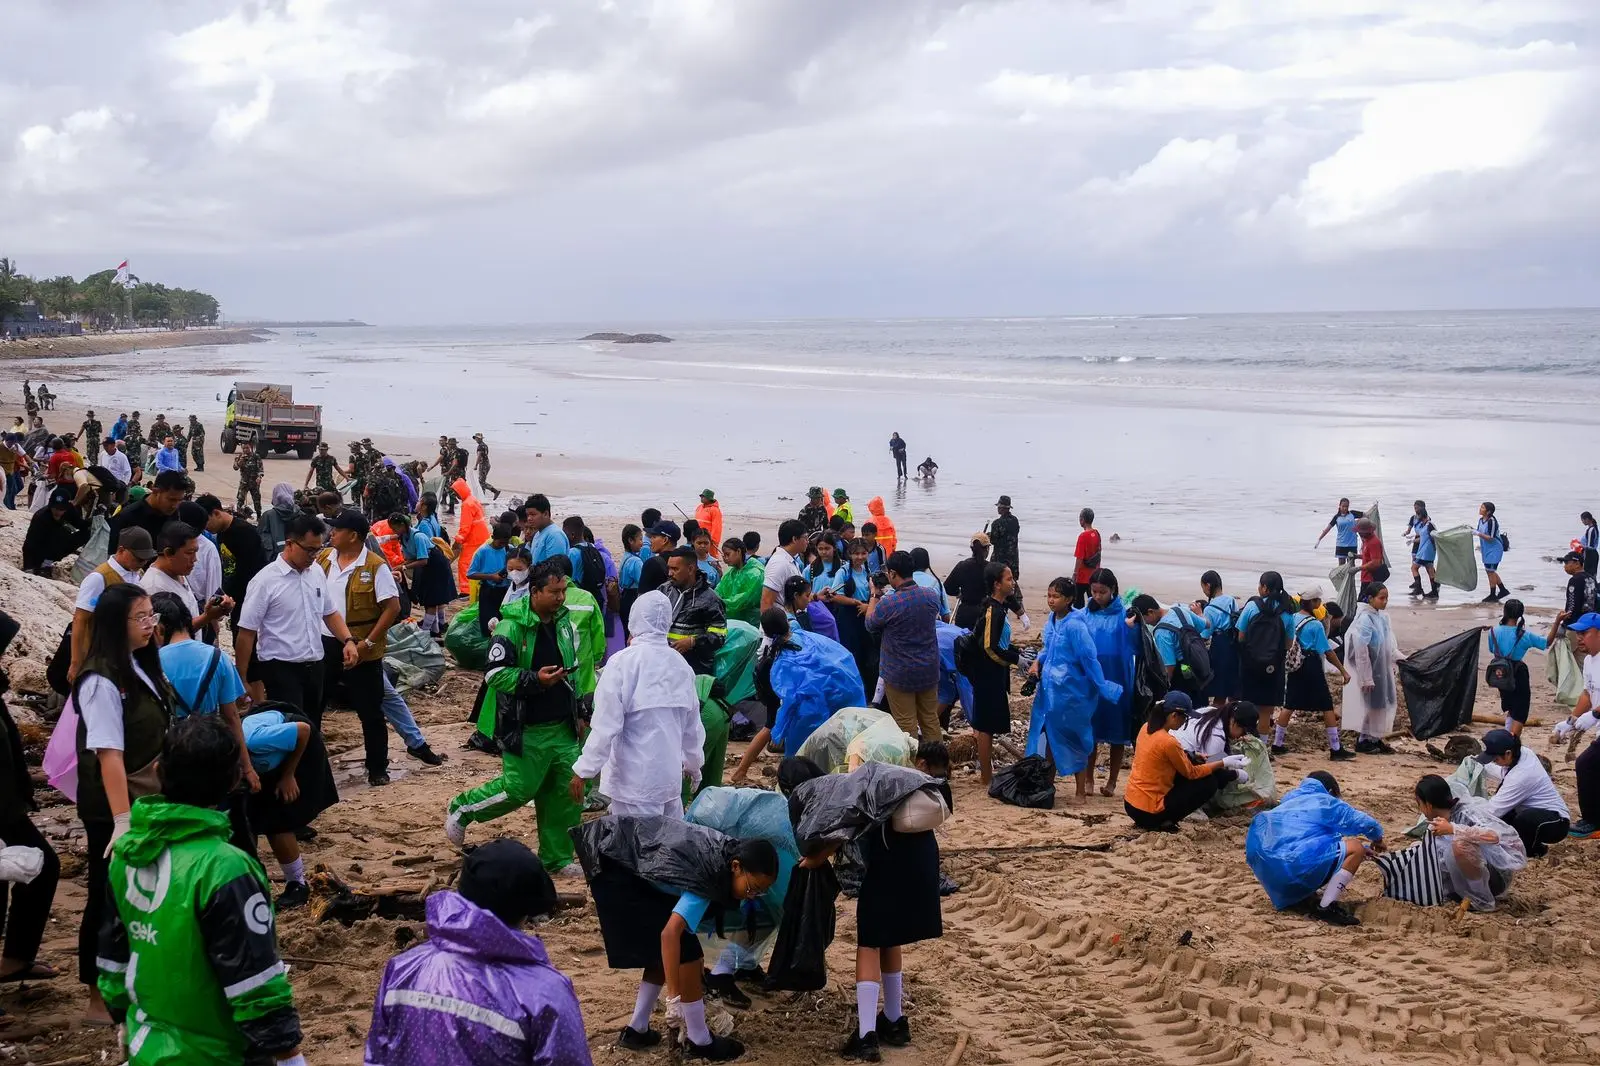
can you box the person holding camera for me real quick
[140,521,234,634]
[446,561,585,877]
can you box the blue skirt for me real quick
[1204,630,1241,701]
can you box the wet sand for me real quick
[0,327,266,361]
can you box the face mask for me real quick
[510,569,530,586]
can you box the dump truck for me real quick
[218,381,323,459]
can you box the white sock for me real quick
[1319,869,1355,908]
[682,998,712,1046]
[712,948,737,976]
[281,857,305,885]
[630,982,661,1032]
[1505,717,1516,732]
[1326,727,1341,752]
[882,972,903,1022]
[857,981,880,1038]
[1273,725,1287,746]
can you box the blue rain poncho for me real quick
[769,628,867,757]
[1074,601,1138,746]
[1025,612,1123,776]
[687,787,799,957]
[1245,778,1384,910]
[936,622,974,712]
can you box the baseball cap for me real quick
[1567,612,1600,633]
[48,486,74,509]
[1563,550,1585,565]
[460,838,558,927]
[1475,728,1518,764]
[646,519,681,543]
[700,489,715,501]
[1161,691,1194,717]
[970,532,991,547]
[329,509,371,538]
[997,495,1012,507]
[118,527,157,562]
[1298,583,1325,601]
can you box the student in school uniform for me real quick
[1487,599,1559,736]
[1279,587,1351,761]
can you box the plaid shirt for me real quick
[866,582,943,691]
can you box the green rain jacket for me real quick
[562,585,608,699]
[715,558,766,628]
[98,797,301,1065]
[480,595,579,744]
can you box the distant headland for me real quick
[581,332,673,344]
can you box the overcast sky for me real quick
[4,0,1597,322]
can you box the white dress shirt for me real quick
[238,558,337,663]
[319,548,399,638]
[141,565,200,618]
[75,558,144,612]
[191,535,223,604]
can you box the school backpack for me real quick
[575,543,608,606]
[1239,597,1287,674]
[1485,629,1517,692]
[1284,617,1312,674]
[1156,607,1214,692]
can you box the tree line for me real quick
[0,256,221,331]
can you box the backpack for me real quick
[1156,608,1213,692]
[1485,629,1517,692]
[1239,597,1287,674]
[575,543,607,605]
[1284,617,1311,674]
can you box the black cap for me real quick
[49,485,75,509]
[1564,550,1585,565]
[460,838,558,927]
[328,509,370,538]
[1476,729,1518,763]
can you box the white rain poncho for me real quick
[571,590,704,807]
[1344,602,1401,737]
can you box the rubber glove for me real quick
[1222,754,1250,770]
[1018,613,1031,631]
[1233,767,1251,783]
[1578,711,1599,734]
[105,811,132,858]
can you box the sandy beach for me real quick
[0,327,267,361]
[2,330,1595,1066]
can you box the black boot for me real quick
[1409,579,1424,596]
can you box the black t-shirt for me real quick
[1567,573,1597,619]
[217,517,268,602]
[107,501,179,549]
[639,556,670,596]
[521,621,575,726]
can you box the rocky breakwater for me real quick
[0,510,77,698]
[580,332,674,344]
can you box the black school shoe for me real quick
[1308,902,1360,927]
[617,1026,661,1051]
[1354,738,1396,755]
[684,1034,746,1062]
[406,743,446,766]
[1329,747,1357,762]
[876,1014,911,1048]
[733,965,766,985]
[841,1031,882,1062]
[1270,745,1288,758]
[704,973,752,1009]
[278,880,311,910]
[368,771,391,787]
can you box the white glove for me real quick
[1233,767,1250,783]
[1018,613,1032,631]
[1222,754,1250,770]
[1578,711,1599,734]
[1554,717,1576,740]
[663,994,683,1031]
[105,811,132,858]
[0,846,45,884]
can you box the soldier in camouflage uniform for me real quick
[347,440,371,506]
[304,441,343,494]
[233,438,264,515]
[172,424,190,470]
[124,411,144,468]
[81,410,102,450]
[471,432,501,500]
[187,414,206,471]
[149,413,172,443]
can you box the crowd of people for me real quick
[7,400,1600,1061]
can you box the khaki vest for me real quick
[317,548,389,662]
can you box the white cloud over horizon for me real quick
[3,0,1596,321]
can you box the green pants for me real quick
[684,697,730,807]
[450,721,581,869]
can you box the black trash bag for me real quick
[1398,628,1482,740]
[763,862,840,992]
[987,754,1057,809]
[791,763,939,848]
[571,816,739,905]
[1133,623,1169,720]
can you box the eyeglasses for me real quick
[130,612,156,626]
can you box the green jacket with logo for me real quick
[479,595,578,744]
[98,797,301,1065]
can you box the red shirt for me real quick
[1074,529,1102,586]
[1360,535,1384,574]
[47,450,77,484]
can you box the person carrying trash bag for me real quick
[572,815,779,1062]
[781,760,950,1063]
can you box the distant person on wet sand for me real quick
[916,457,937,479]
[888,431,908,480]
[1315,498,1364,563]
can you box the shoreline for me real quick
[0,327,268,361]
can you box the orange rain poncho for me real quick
[371,518,407,570]
[694,499,724,547]
[866,496,897,554]
[452,478,489,594]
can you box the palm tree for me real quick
[0,258,17,283]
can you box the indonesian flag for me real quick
[114,260,129,286]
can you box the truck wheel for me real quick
[296,444,314,460]
[220,429,236,454]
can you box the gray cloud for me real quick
[4,0,1597,320]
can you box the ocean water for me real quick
[25,309,1600,606]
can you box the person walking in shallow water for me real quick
[889,432,908,480]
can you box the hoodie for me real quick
[866,496,898,554]
[365,891,592,1066]
[258,482,299,557]
[97,797,301,1065]
[453,478,489,594]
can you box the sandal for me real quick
[0,961,60,983]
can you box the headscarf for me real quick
[271,482,296,510]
